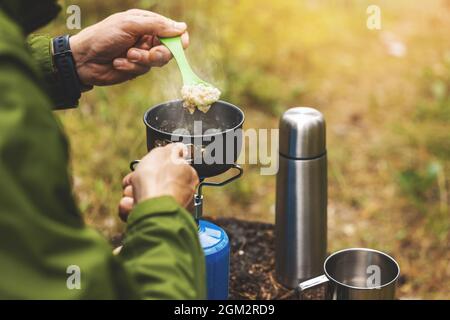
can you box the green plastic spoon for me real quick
[160,36,211,87]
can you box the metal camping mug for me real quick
[299,248,400,300]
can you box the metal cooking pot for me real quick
[135,99,244,179]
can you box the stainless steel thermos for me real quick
[275,107,327,289]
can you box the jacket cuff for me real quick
[27,34,79,110]
[127,196,181,228]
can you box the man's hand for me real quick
[69,9,189,86]
[119,144,199,222]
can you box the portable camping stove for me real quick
[134,99,245,300]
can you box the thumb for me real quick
[125,11,187,37]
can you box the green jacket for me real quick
[0,1,206,299]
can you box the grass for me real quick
[40,0,449,298]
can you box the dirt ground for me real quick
[209,217,324,300]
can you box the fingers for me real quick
[127,144,200,208]
[119,175,134,222]
[179,31,190,49]
[113,44,176,71]
[119,196,134,222]
[119,31,189,69]
[190,166,200,186]
[126,46,172,68]
[135,31,189,50]
[135,31,188,52]
[136,35,154,50]
[123,185,133,197]
[187,162,200,191]
[182,167,199,209]
[113,58,151,74]
[138,31,189,50]
[131,144,192,173]
[122,172,133,188]
[114,11,189,72]
[122,11,187,38]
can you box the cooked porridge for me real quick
[181,83,221,114]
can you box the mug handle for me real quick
[298,274,329,300]
[129,142,198,172]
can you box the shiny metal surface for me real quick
[275,155,327,288]
[279,107,326,158]
[298,274,329,291]
[275,107,327,289]
[299,248,400,300]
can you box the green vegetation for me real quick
[41,0,449,298]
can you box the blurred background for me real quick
[41,0,449,299]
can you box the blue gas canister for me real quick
[198,219,230,300]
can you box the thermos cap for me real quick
[279,107,326,158]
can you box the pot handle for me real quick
[298,274,329,300]
[196,164,243,192]
[130,160,140,171]
[129,144,196,171]
[194,164,243,220]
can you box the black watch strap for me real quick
[52,35,85,106]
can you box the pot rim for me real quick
[143,99,245,139]
[323,247,400,290]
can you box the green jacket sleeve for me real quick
[0,12,206,300]
[120,197,206,299]
[0,59,206,299]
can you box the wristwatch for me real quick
[51,35,92,107]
